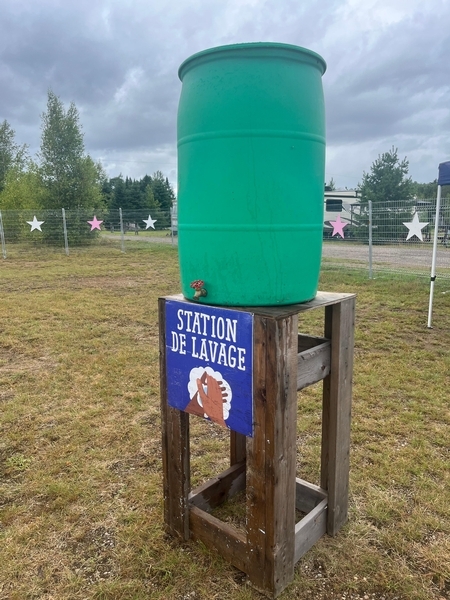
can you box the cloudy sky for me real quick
[1,0,449,191]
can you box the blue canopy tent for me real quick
[438,161,450,186]
[427,160,450,328]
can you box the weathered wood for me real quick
[265,314,298,595]
[294,478,327,567]
[321,297,355,536]
[297,340,331,390]
[295,478,327,514]
[163,292,356,319]
[189,506,248,574]
[230,430,247,466]
[160,292,355,598]
[159,298,169,527]
[166,408,190,539]
[188,462,246,512]
[297,334,328,353]
[159,298,191,540]
[245,315,268,589]
[294,498,328,563]
[247,313,298,596]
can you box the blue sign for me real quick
[165,300,254,437]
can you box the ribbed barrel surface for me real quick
[177,42,326,306]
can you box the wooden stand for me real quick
[159,292,355,598]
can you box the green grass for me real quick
[0,245,449,599]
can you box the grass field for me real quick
[0,242,449,600]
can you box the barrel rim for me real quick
[178,42,327,81]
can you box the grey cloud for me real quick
[324,10,450,148]
[1,0,449,188]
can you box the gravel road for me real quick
[322,242,450,270]
[103,235,450,272]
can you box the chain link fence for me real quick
[322,197,450,279]
[0,208,175,258]
[1,201,449,281]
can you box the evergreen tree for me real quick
[107,176,126,211]
[325,177,336,191]
[105,173,171,230]
[151,170,175,211]
[100,175,113,208]
[358,147,414,242]
[144,184,159,210]
[123,177,139,209]
[140,174,153,191]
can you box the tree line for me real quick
[1,91,448,245]
[0,91,175,243]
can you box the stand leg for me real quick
[246,313,298,596]
[230,431,246,466]
[321,298,355,536]
[159,298,190,540]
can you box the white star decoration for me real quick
[27,216,45,232]
[143,214,157,229]
[403,212,429,242]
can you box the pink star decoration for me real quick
[88,216,103,231]
[329,214,347,238]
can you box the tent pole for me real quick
[427,185,442,328]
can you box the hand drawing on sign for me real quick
[186,366,232,428]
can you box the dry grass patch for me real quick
[0,246,449,599]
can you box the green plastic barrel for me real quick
[177,42,326,306]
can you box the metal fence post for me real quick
[62,208,69,256]
[368,200,373,279]
[119,208,125,253]
[171,204,178,246]
[0,210,6,259]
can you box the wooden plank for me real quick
[159,298,170,528]
[295,478,327,513]
[189,462,246,512]
[159,298,191,540]
[166,407,190,539]
[297,334,328,353]
[230,430,247,466]
[321,297,355,536]
[245,315,268,589]
[163,292,357,319]
[297,340,331,390]
[294,292,356,315]
[294,498,328,563]
[261,314,298,595]
[246,312,299,596]
[190,506,248,575]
